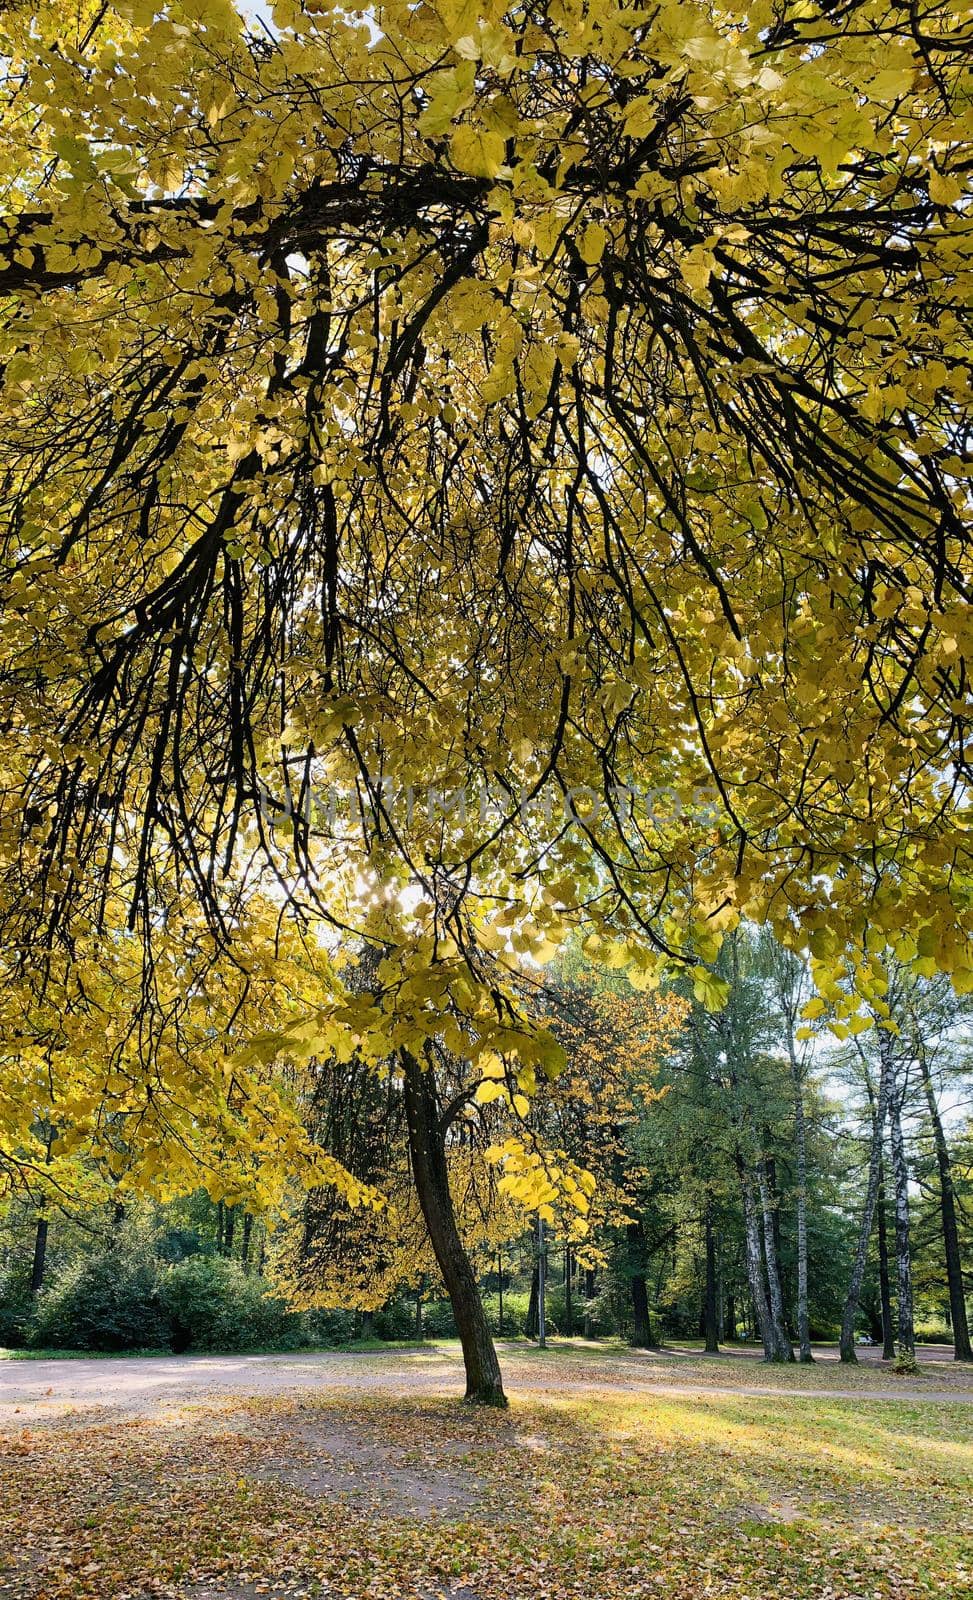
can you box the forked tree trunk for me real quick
[917,1049,972,1361]
[888,1066,915,1356]
[401,1047,506,1406]
[738,1159,780,1359]
[703,1204,720,1353]
[757,1161,795,1361]
[840,1029,893,1362]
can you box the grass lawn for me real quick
[1,1351,971,1600]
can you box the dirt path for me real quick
[3,1341,972,1422]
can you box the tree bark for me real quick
[241,1212,253,1270]
[525,1262,539,1339]
[917,1048,972,1361]
[876,1157,896,1359]
[787,1047,813,1361]
[757,1160,795,1361]
[840,1028,893,1362]
[30,1215,49,1295]
[583,1267,595,1339]
[224,1205,237,1257]
[627,1220,654,1348]
[401,1047,506,1405]
[738,1159,780,1359]
[563,1246,573,1337]
[863,1066,895,1359]
[703,1204,720,1353]
[888,1063,915,1356]
[537,1213,548,1348]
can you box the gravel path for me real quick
[3,1341,973,1422]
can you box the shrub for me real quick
[914,1318,953,1345]
[420,1297,458,1338]
[0,1257,35,1349]
[31,1250,170,1351]
[373,1296,421,1341]
[303,1306,358,1346]
[160,1256,298,1352]
[890,1349,922,1376]
[482,1290,529,1336]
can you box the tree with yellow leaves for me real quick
[0,0,971,1399]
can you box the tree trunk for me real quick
[917,1048,972,1361]
[537,1214,547,1348]
[703,1204,719,1353]
[763,1149,790,1331]
[725,1287,737,1342]
[627,1220,654,1348]
[876,1157,896,1359]
[756,1160,795,1361]
[30,1215,49,1295]
[525,1262,539,1339]
[631,1271,652,1348]
[788,1051,813,1361]
[583,1267,595,1338]
[888,1065,915,1357]
[241,1212,254,1270]
[738,1159,782,1359]
[401,1048,506,1405]
[224,1205,237,1257]
[863,1066,896,1359]
[563,1246,573,1337]
[840,1028,893,1362]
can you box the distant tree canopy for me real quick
[0,0,970,1398]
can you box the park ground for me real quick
[1,1341,971,1600]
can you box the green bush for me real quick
[913,1318,953,1345]
[482,1289,529,1336]
[420,1296,458,1338]
[160,1256,298,1352]
[373,1297,421,1341]
[303,1305,358,1346]
[31,1250,170,1351]
[0,1257,35,1349]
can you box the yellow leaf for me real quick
[451,125,506,178]
[579,221,608,265]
